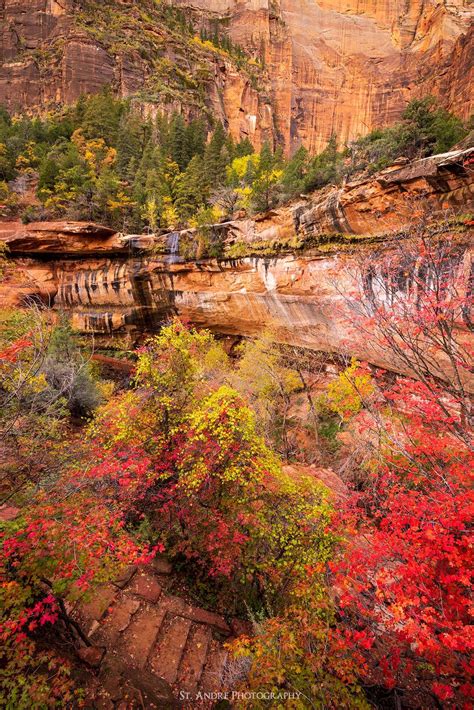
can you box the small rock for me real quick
[128,572,162,603]
[113,565,137,589]
[0,505,20,522]
[151,556,173,575]
[88,620,100,638]
[78,645,106,668]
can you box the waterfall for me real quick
[167,231,181,264]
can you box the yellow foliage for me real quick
[227,153,259,182]
[88,390,160,449]
[71,129,116,174]
[325,358,374,420]
[107,191,136,213]
[161,196,178,228]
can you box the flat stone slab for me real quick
[128,572,162,603]
[81,585,118,624]
[150,615,192,685]
[160,596,230,635]
[151,556,173,575]
[119,604,168,669]
[91,597,141,645]
[177,624,212,694]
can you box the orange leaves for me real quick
[0,336,32,364]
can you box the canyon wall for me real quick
[0,0,274,150]
[2,228,472,386]
[1,148,472,383]
[0,1,472,153]
[177,0,474,152]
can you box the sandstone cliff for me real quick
[1,149,472,384]
[183,0,473,152]
[0,0,472,153]
[0,0,274,149]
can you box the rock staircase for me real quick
[73,560,243,708]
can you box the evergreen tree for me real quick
[175,154,207,222]
[203,122,227,187]
[304,135,341,192]
[170,114,189,171]
[235,137,254,158]
[251,141,283,212]
[281,145,309,200]
[155,113,172,155]
[116,110,151,180]
[184,118,207,162]
[402,96,467,154]
[79,88,124,145]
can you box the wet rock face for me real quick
[54,259,176,334]
[0,149,472,380]
[0,1,472,153]
[3,238,472,389]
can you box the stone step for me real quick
[90,595,141,645]
[199,642,229,694]
[112,565,137,590]
[176,624,212,694]
[128,571,162,603]
[79,584,119,636]
[118,603,168,669]
[158,595,231,635]
[149,614,192,685]
[151,556,172,576]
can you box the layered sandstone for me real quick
[0,1,472,153]
[1,149,472,383]
[3,230,471,386]
[216,146,474,247]
[0,221,121,255]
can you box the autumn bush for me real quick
[329,235,473,706]
[90,321,337,611]
[228,233,473,708]
[0,329,157,706]
[1,266,472,708]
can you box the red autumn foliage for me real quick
[332,233,474,706]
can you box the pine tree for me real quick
[235,137,254,158]
[80,88,124,145]
[251,141,283,212]
[304,135,341,192]
[203,122,228,188]
[116,110,151,181]
[281,145,309,200]
[175,155,207,222]
[184,119,206,161]
[170,114,189,171]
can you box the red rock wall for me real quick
[1,149,472,385]
[175,0,474,152]
[0,1,472,152]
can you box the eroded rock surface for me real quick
[175,0,473,152]
[1,150,472,384]
[0,0,472,153]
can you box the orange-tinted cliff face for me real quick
[182,0,473,152]
[0,1,472,153]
